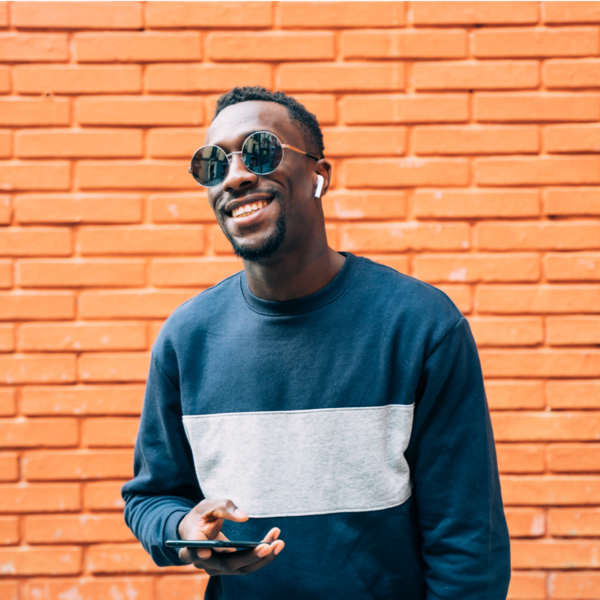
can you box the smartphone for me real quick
[166,539,262,550]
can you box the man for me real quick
[123,86,510,600]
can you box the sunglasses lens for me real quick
[190,146,229,187]
[243,132,283,175]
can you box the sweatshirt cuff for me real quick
[164,509,190,544]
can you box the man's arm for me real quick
[405,317,511,600]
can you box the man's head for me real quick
[202,87,331,263]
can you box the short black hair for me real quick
[213,86,324,159]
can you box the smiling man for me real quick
[122,87,510,600]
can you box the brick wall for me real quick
[0,1,599,599]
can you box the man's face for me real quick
[204,101,320,262]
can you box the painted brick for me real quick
[507,573,546,600]
[548,444,600,473]
[0,418,78,448]
[342,94,470,124]
[547,381,600,410]
[0,483,80,513]
[0,33,68,62]
[0,162,70,192]
[545,59,600,88]
[279,63,405,93]
[0,196,9,226]
[0,324,13,352]
[22,578,154,600]
[414,189,539,219]
[475,93,600,122]
[512,540,600,569]
[469,317,544,346]
[0,261,11,289]
[82,417,138,447]
[364,255,409,274]
[75,32,202,62]
[544,2,600,24]
[14,66,142,94]
[501,476,600,506]
[323,127,406,157]
[550,573,600,599]
[21,385,144,416]
[15,129,143,159]
[146,1,273,28]
[435,285,472,314]
[0,388,15,417]
[323,191,406,221]
[210,224,235,256]
[493,413,600,442]
[15,194,143,225]
[0,131,10,159]
[0,292,74,320]
[0,66,9,92]
[79,352,150,383]
[547,317,600,346]
[84,482,125,512]
[341,30,467,59]
[0,453,18,482]
[0,546,82,575]
[157,574,211,600]
[497,444,546,474]
[0,2,5,27]
[292,94,337,125]
[11,2,142,29]
[486,380,545,410]
[550,508,600,537]
[147,128,208,159]
[0,98,70,126]
[0,354,76,384]
[474,28,600,58]
[0,516,19,544]
[209,32,335,61]
[150,193,214,223]
[19,323,147,352]
[24,514,135,543]
[152,258,242,287]
[279,2,406,28]
[505,508,546,537]
[481,350,600,377]
[2,581,18,600]
[85,543,166,574]
[24,450,133,481]
[77,97,204,126]
[544,188,600,217]
[546,124,600,153]
[412,2,539,25]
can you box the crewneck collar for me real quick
[240,252,361,316]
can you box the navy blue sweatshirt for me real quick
[122,253,510,600]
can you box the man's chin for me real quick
[227,218,286,262]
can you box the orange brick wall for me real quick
[0,1,599,599]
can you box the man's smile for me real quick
[223,193,276,226]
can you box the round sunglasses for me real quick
[188,131,320,188]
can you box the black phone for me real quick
[166,539,262,550]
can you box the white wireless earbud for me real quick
[315,174,325,199]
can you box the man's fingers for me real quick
[200,499,248,523]
[261,527,280,544]
[179,546,211,563]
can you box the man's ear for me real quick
[315,160,332,199]
[315,174,325,198]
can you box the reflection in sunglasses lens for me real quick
[243,132,283,175]
[192,145,228,187]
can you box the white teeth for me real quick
[232,200,268,218]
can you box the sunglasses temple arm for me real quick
[283,144,321,162]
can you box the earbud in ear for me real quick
[315,174,325,199]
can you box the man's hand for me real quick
[177,499,284,576]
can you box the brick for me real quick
[507,573,546,600]
[1,582,19,600]
[412,1,539,25]
[23,578,155,600]
[0,162,70,191]
[512,540,600,569]
[0,292,74,320]
[209,32,334,61]
[544,188,600,217]
[481,350,600,377]
[146,64,271,93]
[493,412,600,442]
[497,445,545,474]
[150,193,215,223]
[77,97,203,126]
[15,194,143,225]
[279,63,404,93]
[86,543,165,574]
[18,259,146,288]
[0,260,11,288]
[0,355,76,384]
[292,94,337,125]
[323,127,406,157]
[15,66,142,94]
[345,158,470,188]
[80,290,197,320]
[82,418,138,448]
[280,1,405,27]
[0,418,77,448]
[0,546,82,575]
[414,61,538,91]
[0,388,15,416]
[24,450,133,481]
[0,453,17,481]
[84,482,125,512]
[0,33,68,62]
[341,30,467,59]
[550,573,600,600]
[0,324,13,352]
[80,226,204,255]
[546,124,600,153]
[323,191,406,221]
[146,1,272,28]
[547,317,600,345]
[0,516,18,544]
[157,574,211,600]
[21,385,144,416]
[0,2,5,27]
[0,131,10,158]
[152,258,242,287]
[475,157,600,186]
[550,508,600,537]
[501,476,600,505]
[79,353,150,383]
[340,223,470,253]
[149,321,165,346]
[363,255,409,274]
[547,381,600,409]
[0,66,9,92]
[435,285,472,314]
[474,27,599,58]
[544,2,600,24]
[147,127,208,158]
[77,161,195,190]
[505,508,545,538]
[16,129,143,159]
[76,32,202,62]
[414,254,539,284]
[24,514,134,544]
[475,93,600,122]
[545,59,600,88]
[0,98,70,126]
[550,443,600,473]
[0,222,65,251]
[414,126,538,155]
[12,2,142,28]
[0,483,80,513]
[342,94,469,125]
[469,317,544,347]
[414,189,539,219]
[210,224,235,255]
[20,323,147,352]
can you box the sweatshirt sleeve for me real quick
[405,317,511,600]
[122,354,203,567]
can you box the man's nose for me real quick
[223,153,258,192]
